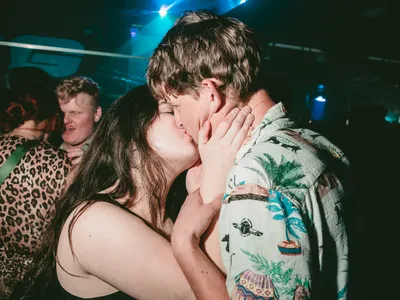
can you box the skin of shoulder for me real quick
[57,201,195,300]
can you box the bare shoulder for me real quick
[63,200,160,272]
[70,201,151,237]
[58,200,196,299]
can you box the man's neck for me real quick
[62,141,86,151]
[241,89,276,128]
[214,89,276,133]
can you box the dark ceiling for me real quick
[1,0,400,110]
[2,0,398,58]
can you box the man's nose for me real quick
[174,112,183,128]
[175,114,183,128]
[64,114,71,124]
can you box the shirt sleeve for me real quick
[219,162,349,299]
[219,164,313,299]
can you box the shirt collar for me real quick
[235,102,295,162]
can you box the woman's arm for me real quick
[172,107,254,299]
[171,191,229,300]
[173,239,228,299]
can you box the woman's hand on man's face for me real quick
[198,106,254,203]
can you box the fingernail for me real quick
[243,106,251,113]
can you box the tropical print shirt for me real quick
[59,139,91,151]
[219,102,350,300]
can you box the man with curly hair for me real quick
[56,76,102,165]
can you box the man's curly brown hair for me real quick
[56,76,100,109]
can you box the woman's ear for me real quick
[201,78,223,113]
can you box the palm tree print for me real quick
[241,249,292,298]
[245,154,309,255]
[246,154,308,202]
[267,190,307,242]
[291,275,311,299]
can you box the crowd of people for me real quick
[1,9,394,300]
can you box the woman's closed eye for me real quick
[159,101,175,115]
[159,107,174,115]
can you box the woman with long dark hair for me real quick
[26,84,253,299]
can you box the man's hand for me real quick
[66,147,85,166]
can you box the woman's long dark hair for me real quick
[24,85,170,297]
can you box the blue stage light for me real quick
[159,5,168,18]
[311,85,327,121]
[130,27,139,38]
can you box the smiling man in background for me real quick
[56,76,102,165]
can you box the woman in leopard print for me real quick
[0,86,71,299]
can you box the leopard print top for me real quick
[0,134,71,299]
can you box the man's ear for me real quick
[201,78,224,114]
[94,106,102,122]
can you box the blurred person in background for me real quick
[0,70,72,299]
[56,76,102,167]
